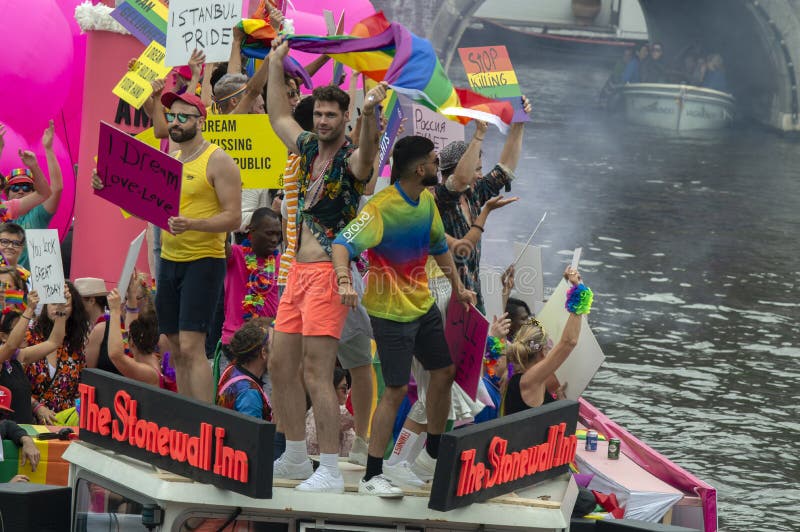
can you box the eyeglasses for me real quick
[164,112,202,123]
[8,184,33,193]
[0,238,24,248]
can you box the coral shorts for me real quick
[274,261,349,339]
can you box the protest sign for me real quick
[377,92,404,171]
[112,42,173,109]
[26,230,66,304]
[445,296,490,401]
[118,230,147,297]
[405,103,465,151]
[111,0,169,47]
[536,279,604,401]
[201,114,285,189]
[165,0,242,66]
[458,45,529,123]
[96,121,182,231]
[512,242,544,312]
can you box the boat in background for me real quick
[620,83,735,131]
[470,0,648,57]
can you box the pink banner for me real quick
[444,296,490,400]
[72,31,154,284]
[95,122,181,231]
[579,398,718,532]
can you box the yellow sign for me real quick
[201,114,287,189]
[112,42,172,109]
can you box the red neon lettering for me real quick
[187,435,201,467]
[233,450,248,482]
[112,390,132,441]
[157,426,170,456]
[213,427,226,475]
[78,384,93,430]
[169,430,188,462]
[97,407,111,436]
[486,436,505,488]
[457,449,475,496]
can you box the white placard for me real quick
[571,247,582,269]
[535,279,604,401]
[165,0,243,66]
[400,102,465,151]
[512,242,544,312]
[26,229,66,304]
[118,230,147,300]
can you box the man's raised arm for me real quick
[267,36,304,151]
[349,81,388,182]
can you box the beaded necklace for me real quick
[241,241,279,321]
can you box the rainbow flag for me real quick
[238,12,513,131]
[3,289,25,307]
[0,425,73,485]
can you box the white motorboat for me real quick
[620,83,735,131]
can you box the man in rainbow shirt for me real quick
[332,136,476,498]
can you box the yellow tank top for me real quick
[161,143,226,262]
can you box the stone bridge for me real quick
[372,0,800,132]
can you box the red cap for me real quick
[161,91,207,119]
[0,385,14,413]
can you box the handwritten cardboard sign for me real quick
[26,230,66,304]
[377,92,404,171]
[110,0,169,47]
[201,114,285,189]
[403,103,465,151]
[96,121,182,231]
[458,45,529,123]
[445,296,490,401]
[165,0,242,66]
[536,279,605,401]
[112,42,173,110]
[118,230,146,297]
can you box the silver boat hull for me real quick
[621,83,735,131]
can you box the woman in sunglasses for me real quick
[0,120,61,270]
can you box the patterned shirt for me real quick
[216,364,271,421]
[25,330,86,413]
[295,132,367,256]
[434,163,515,312]
[334,183,448,322]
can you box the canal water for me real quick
[457,34,799,532]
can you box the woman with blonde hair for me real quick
[503,267,592,415]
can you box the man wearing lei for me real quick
[219,207,282,354]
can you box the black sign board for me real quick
[428,400,579,511]
[78,369,274,498]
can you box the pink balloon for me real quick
[25,133,75,240]
[0,0,74,139]
[55,0,88,166]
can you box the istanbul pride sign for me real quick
[96,122,181,231]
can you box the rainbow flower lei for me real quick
[565,283,593,315]
[241,241,279,321]
[484,336,507,386]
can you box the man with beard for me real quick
[266,36,384,493]
[332,136,476,497]
[116,92,240,402]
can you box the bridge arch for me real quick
[373,0,800,131]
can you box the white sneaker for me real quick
[358,474,404,498]
[347,436,368,467]
[411,450,437,482]
[383,461,425,488]
[296,466,345,493]
[273,456,313,480]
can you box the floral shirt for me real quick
[434,163,515,312]
[25,330,86,413]
[295,131,367,256]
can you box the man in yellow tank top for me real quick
[157,92,242,402]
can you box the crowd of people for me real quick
[600,41,729,106]
[0,5,596,497]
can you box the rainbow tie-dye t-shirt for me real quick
[333,182,448,322]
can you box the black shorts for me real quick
[370,305,453,387]
[156,257,225,335]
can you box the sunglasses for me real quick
[164,112,202,123]
[0,238,25,248]
[8,184,33,193]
